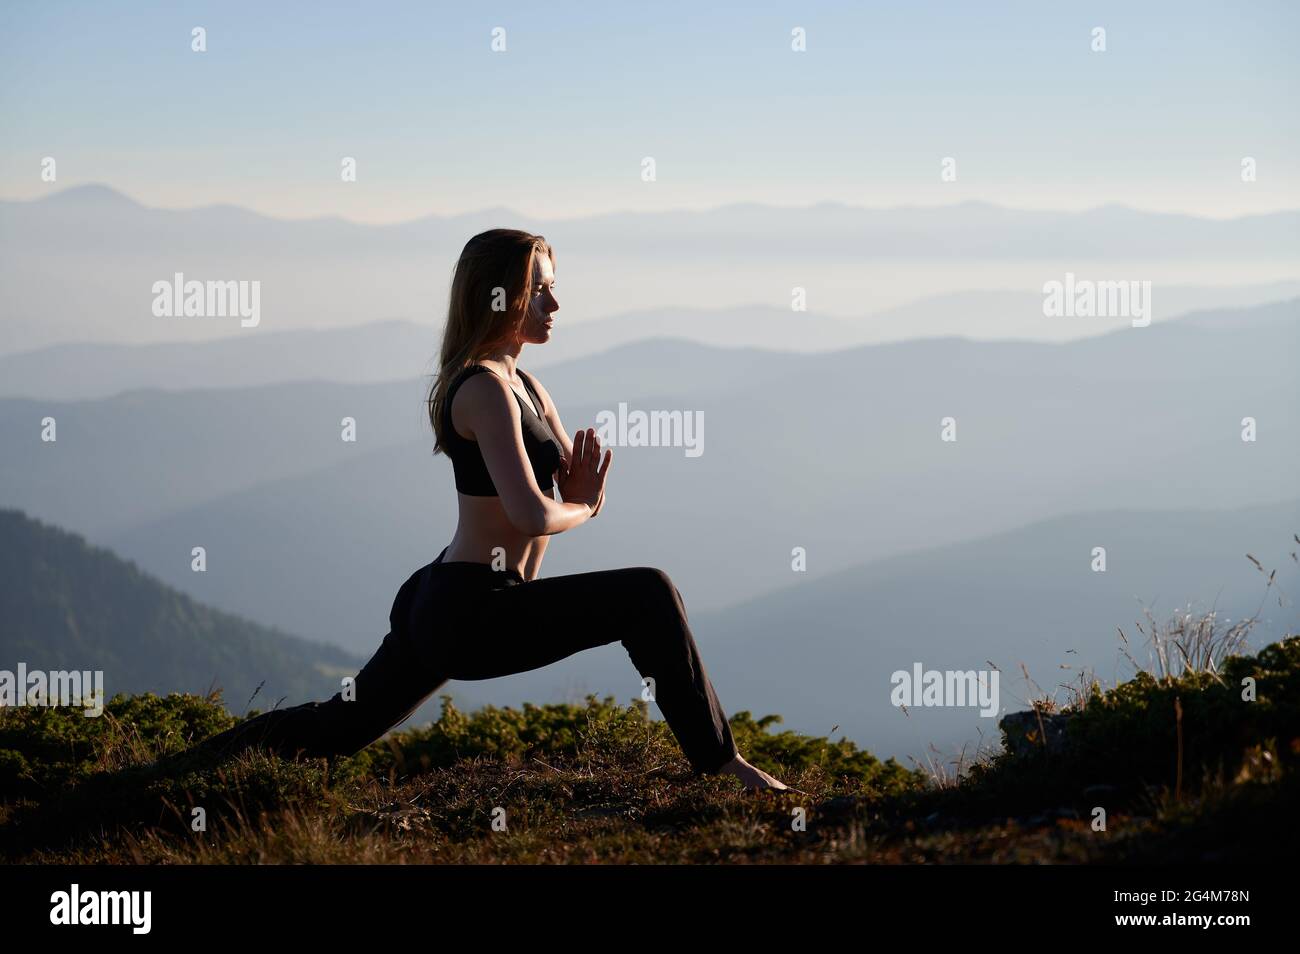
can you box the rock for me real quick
[999,709,1073,757]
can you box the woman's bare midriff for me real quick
[444,494,549,581]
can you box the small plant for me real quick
[1118,547,1289,684]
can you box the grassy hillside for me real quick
[0,508,361,710]
[1,630,1295,864]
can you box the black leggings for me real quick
[192,547,740,776]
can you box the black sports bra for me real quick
[443,364,563,497]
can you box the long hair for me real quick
[427,229,554,456]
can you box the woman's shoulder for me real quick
[447,363,493,390]
[445,365,511,446]
[448,363,514,412]
[444,365,497,424]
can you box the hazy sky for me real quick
[2,0,1297,222]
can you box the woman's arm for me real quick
[522,369,607,517]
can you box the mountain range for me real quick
[4,184,1298,355]
[3,300,1296,646]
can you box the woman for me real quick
[193,229,787,792]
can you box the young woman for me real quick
[192,229,787,792]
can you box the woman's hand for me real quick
[557,427,612,511]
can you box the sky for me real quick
[1,0,1298,223]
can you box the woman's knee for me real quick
[624,565,671,592]
[624,566,685,617]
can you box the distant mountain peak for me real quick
[35,183,143,208]
[1082,201,1147,216]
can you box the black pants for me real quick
[192,547,739,776]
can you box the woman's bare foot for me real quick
[716,753,790,792]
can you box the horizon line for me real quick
[5,182,1299,228]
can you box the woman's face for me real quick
[521,253,558,344]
